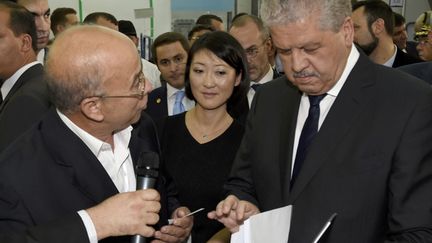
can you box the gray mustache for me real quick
[293,71,319,78]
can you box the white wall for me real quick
[48,0,171,38]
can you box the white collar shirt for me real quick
[247,65,274,107]
[166,82,195,116]
[57,110,136,193]
[1,61,40,99]
[291,45,360,173]
[383,44,397,67]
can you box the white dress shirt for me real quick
[1,61,40,99]
[247,65,275,107]
[166,83,195,116]
[57,110,136,243]
[383,44,397,67]
[291,45,360,174]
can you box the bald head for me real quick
[46,25,140,113]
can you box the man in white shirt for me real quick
[0,2,51,152]
[146,32,195,122]
[17,0,51,63]
[0,25,193,243]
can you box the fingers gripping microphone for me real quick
[131,152,159,243]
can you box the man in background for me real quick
[414,11,432,61]
[0,1,50,153]
[229,14,280,108]
[196,14,224,31]
[83,11,118,31]
[50,7,78,37]
[16,0,51,63]
[352,1,421,67]
[145,32,195,122]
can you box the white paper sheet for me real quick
[230,205,292,243]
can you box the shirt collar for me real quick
[166,82,185,99]
[326,45,360,98]
[383,44,397,67]
[251,65,274,85]
[1,61,41,99]
[56,109,132,157]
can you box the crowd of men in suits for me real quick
[0,0,431,242]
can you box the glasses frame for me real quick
[244,38,269,59]
[96,72,146,100]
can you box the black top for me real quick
[158,112,244,243]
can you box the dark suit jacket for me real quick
[145,85,168,123]
[225,53,432,242]
[0,64,51,153]
[392,48,423,68]
[0,109,179,243]
[0,214,88,243]
[233,70,282,124]
[398,62,432,85]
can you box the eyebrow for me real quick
[30,8,50,17]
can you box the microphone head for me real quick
[136,152,159,178]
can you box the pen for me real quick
[168,207,205,225]
[312,213,337,243]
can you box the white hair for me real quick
[260,0,352,32]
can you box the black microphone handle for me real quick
[131,176,157,243]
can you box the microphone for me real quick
[131,152,160,243]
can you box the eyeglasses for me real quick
[97,72,146,100]
[244,38,268,58]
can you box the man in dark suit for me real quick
[229,14,281,122]
[0,2,51,153]
[145,32,195,122]
[0,25,192,243]
[209,0,432,242]
[351,1,422,68]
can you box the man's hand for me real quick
[207,195,259,233]
[86,189,161,240]
[152,206,193,243]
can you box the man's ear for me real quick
[20,34,33,52]
[80,97,104,122]
[372,18,385,36]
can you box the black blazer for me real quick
[234,69,282,124]
[0,109,179,243]
[145,85,168,123]
[392,48,423,68]
[225,53,432,242]
[0,214,89,243]
[0,64,51,153]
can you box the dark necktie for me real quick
[291,94,326,188]
[251,83,260,91]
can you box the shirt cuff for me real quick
[78,210,98,243]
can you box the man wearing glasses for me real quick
[146,32,195,122]
[229,14,281,108]
[0,25,193,243]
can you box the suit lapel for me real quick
[41,110,119,204]
[0,64,43,113]
[288,54,377,203]
[278,82,302,203]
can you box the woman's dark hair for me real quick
[185,31,250,118]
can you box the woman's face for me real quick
[189,49,241,111]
